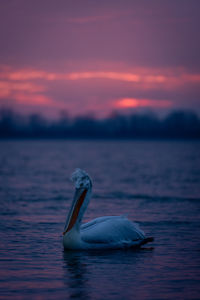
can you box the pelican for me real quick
[63,169,154,250]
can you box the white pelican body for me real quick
[63,169,153,250]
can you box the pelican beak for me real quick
[63,188,87,235]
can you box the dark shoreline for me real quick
[1,109,200,139]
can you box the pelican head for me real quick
[71,168,92,190]
[63,169,92,248]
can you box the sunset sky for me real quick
[0,0,200,118]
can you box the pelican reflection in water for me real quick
[63,169,153,250]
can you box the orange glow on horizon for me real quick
[116,98,172,108]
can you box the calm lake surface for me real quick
[0,140,200,300]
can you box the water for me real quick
[0,140,200,299]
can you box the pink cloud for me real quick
[0,69,57,81]
[0,65,199,118]
[1,67,200,87]
[14,93,53,106]
[0,81,44,96]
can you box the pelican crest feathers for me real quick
[71,168,92,189]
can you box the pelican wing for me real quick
[81,216,145,245]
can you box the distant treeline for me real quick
[0,109,200,139]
